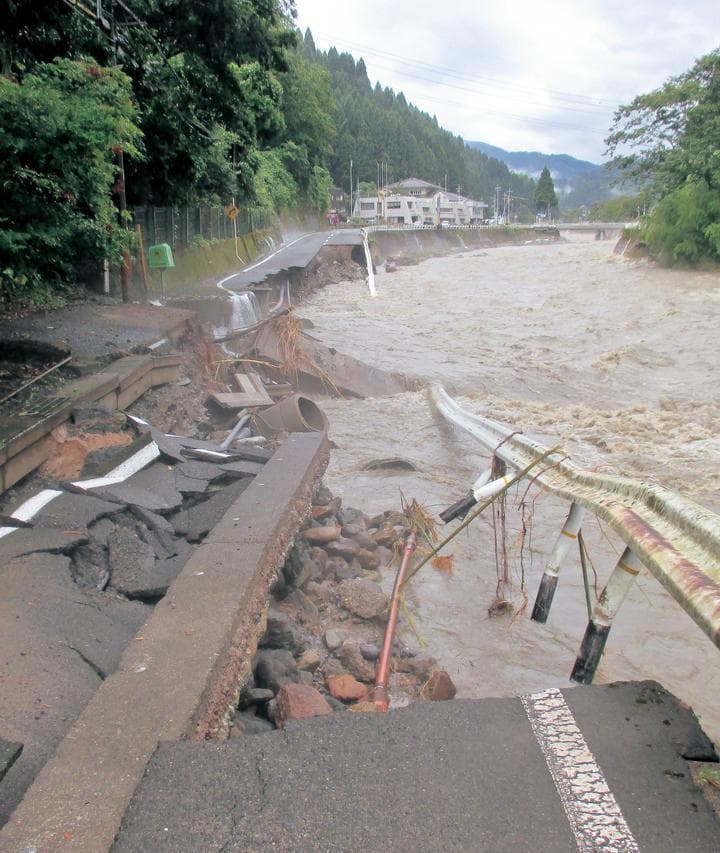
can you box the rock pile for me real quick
[231,485,457,734]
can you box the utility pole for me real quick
[349,159,353,221]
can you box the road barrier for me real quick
[431,385,720,683]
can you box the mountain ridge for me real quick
[467,140,615,208]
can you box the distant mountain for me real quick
[466,141,617,208]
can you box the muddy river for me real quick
[295,234,720,746]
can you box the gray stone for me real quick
[254,649,299,693]
[334,560,361,582]
[395,656,436,676]
[260,609,304,654]
[324,629,343,652]
[32,493,124,531]
[360,643,380,662]
[284,589,320,626]
[354,532,378,551]
[336,507,368,527]
[337,642,376,683]
[247,688,275,704]
[310,547,328,573]
[340,524,364,538]
[338,578,389,620]
[324,537,360,562]
[231,712,275,736]
[356,549,381,571]
[321,657,345,677]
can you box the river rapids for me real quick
[296,233,720,746]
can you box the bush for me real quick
[0,58,142,301]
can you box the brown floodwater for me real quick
[296,234,720,745]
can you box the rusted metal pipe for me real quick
[372,531,417,711]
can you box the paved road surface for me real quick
[218,229,365,291]
[114,682,719,852]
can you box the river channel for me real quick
[296,234,720,746]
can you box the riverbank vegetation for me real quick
[0,2,535,308]
[607,48,720,266]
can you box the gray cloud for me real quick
[296,0,719,161]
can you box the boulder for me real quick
[326,674,368,702]
[339,578,388,620]
[303,525,341,545]
[254,649,299,693]
[421,670,457,701]
[337,642,376,683]
[324,629,344,651]
[325,537,361,562]
[275,683,332,726]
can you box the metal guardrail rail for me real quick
[431,385,720,682]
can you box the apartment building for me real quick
[352,177,488,226]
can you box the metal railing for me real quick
[431,385,720,683]
[130,206,272,250]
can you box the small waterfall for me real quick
[265,236,276,251]
[361,231,377,298]
[413,235,422,249]
[457,235,468,250]
[229,291,261,329]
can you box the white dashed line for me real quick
[522,688,639,852]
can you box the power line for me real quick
[311,29,615,112]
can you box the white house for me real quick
[352,177,488,227]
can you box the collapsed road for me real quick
[1,227,719,850]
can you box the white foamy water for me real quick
[297,236,720,745]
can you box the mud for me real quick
[295,234,720,747]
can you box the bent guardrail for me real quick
[431,385,720,682]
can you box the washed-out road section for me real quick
[0,431,330,853]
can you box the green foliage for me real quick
[607,49,720,265]
[0,57,141,296]
[252,148,299,211]
[534,166,558,213]
[590,194,648,222]
[303,37,535,216]
[642,180,720,264]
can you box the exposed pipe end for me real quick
[370,686,389,712]
[531,574,559,624]
[439,490,477,523]
[570,621,610,684]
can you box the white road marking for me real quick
[521,688,639,852]
[216,233,313,289]
[73,441,160,490]
[0,490,63,539]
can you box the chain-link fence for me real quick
[131,206,272,250]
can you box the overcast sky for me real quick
[295,0,719,163]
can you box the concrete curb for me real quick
[0,431,330,853]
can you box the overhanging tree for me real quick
[606,49,720,264]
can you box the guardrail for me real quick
[431,385,720,683]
